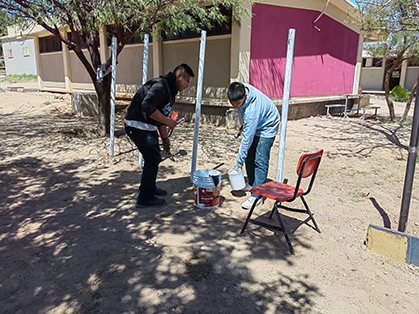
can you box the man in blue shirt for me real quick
[227,82,280,209]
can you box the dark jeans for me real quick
[125,126,162,202]
[245,136,275,197]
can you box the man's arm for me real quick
[236,116,258,167]
[150,110,177,129]
[142,81,177,129]
[158,124,171,154]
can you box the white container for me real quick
[192,169,222,209]
[228,167,246,191]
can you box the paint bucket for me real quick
[192,169,221,209]
[228,167,246,191]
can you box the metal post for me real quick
[138,34,149,168]
[109,37,117,156]
[398,75,419,232]
[276,29,296,182]
[191,30,207,181]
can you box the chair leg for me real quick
[301,196,321,233]
[268,201,279,219]
[240,195,263,234]
[274,206,295,255]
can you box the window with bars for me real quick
[39,35,62,53]
[106,25,151,46]
[408,58,419,67]
[162,6,232,41]
[362,58,383,68]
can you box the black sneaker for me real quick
[136,197,167,208]
[154,187,167,196]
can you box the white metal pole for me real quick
[109,37,117,156]
[276,29,295,182]
[191,30,207,181]
[138,34,149,168]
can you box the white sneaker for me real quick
[241,182,252,192]
[242,196,264,210]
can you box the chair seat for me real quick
[250,181,304,202]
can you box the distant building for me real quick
[3,0,369,118]
[1,30,38,75]
[360,52,419,92]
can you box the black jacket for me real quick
[125,72,178,126]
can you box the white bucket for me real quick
[228,167,246,191]
[192,169,221,209]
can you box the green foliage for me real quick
[390,85,409,102]
[1,74,37,83]
[0,0,251,135]
[0,9,9,37]
[0,0,250,80]
[354,1,419,59]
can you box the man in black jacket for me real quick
[125,64,194,207]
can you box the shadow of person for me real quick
[231,190,247,197]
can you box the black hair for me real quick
[227,82,246,101]
[173,63,195,78]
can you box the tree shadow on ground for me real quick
[305,119,411,159]
[0,153,322,313]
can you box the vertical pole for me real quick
[191,30,207,181]
[109,37,117,156]
[276,29,296,182]
[138,34,149,168]
[398,75,419,232]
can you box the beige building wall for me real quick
[360,67,384,91]
[162,36,231,99]
[110,43,154,94]
[405,67,419,91]
[40,52,65,88]
[69,50,94,90]
[230,1,252,83]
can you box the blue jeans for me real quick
[125,126,162,202]
[245,136,275,197]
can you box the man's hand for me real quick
[162,138,171,154]
[150,110,178,130]
[166,118,177,130]
[230,163,240,170]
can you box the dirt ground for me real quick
[0,84,419,314]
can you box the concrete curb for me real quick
[366,224,419,266]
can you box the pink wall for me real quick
[249,4,359,97]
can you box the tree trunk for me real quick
[384,64,397,122]
[401,80,418,122]
[95,74,112,136]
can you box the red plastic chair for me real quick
[240,149,324,254]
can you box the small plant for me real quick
[400,119,412,127]
[0,74,37,83]
[390,85,409,102]
[44,101,51,106]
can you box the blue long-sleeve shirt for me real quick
[236,83,280,167]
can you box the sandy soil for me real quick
[0,86,419,314]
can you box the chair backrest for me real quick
[296,149,323,178]
[294,149,323,197]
